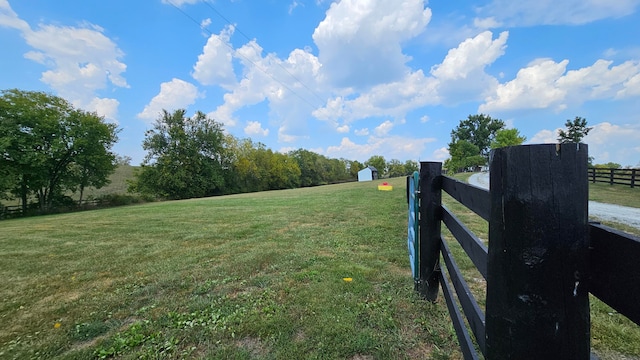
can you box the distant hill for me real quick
[81,165,138,199]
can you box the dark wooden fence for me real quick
[0,199,101,219]
[588,167,638,188]
[408,144,640,359]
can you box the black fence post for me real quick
[418,161,442,301]
[632,169,636,188]
[610,168,614,185]
[485,144,590,359]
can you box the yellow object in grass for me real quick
[343,277,353,282]
[378,182,393,191]
[54,322,61,329]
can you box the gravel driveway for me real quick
[468,172,640,230]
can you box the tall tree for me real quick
[68,115,118,204]
[130,109,226,199]
[557,116,592,143]
[445,140,486,173]
[290,149,326,187]
[348,160,364,179]
[450,114,505,158]
[365,155,387,177]
[387,159,405,178]
[490,128,527,149]
[0,89,119,211]
[404,160,419,174]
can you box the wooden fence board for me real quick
[441,237,486,354]
[442,176,491,221]
[439,268,481,360]
[442,206,488,279]
[589,223,640,325]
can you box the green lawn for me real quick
[1,176,638,359]
[0,178,459,359]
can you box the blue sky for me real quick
[1,0,639,166]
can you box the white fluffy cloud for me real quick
[336,125,350,133]
[313,70,440,123]
[374,120,394,136]
[618,73,640,98]
[208,41,323,137]
[325,135,435,162]
[432,147,450,161]
[192,25,237,89]
[244,121,270,137]
[528,129,560,144]
[314,31,509,123]
[431,31,508,81]
[584,122,640,165]
[481,59,640,112]
[86,97,120,122]
[1,1,127,121]
[481,59,568,112]
[477,0,640,26]
[529,122,640,166]
[431,30,508,102]
[312,0,431,89]
[137,78,201,122]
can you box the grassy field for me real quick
[1,175,639,359]
[0,178,460,359]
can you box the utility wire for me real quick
[166,0,324,110]
[201,0,327,105]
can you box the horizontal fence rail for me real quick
[1,199,102,219]
[588,167,638,188]
[409,143,640,360]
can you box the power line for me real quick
[201,0,327,105]
[166,0,325,110]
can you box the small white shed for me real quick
[357,166,379,182]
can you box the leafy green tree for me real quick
[490,128,527,149]
[115,155,132,166]
[268,151,301,189]
[594,162,621,169]
[450,114,505,158]
[290,149,325,187]
[387,159,405,178]
[365,155,387,177]
[404,160,419,175]
[445,140,485,173]
[326,158,349,183]
[0,89,119,211]
[68,115,118,204]
[130,109,225,199]
[348,160,364,179]
[558,116,592,143]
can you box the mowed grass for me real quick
[0,178,460,360]
[2,174,639,360]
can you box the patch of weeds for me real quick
[192,279,219,295]
[71,321,110,341]
[292,269,322,283]
[358,296,396,331]
[167,296,249,338]
[94,320,158,359]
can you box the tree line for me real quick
[444,114,594,173]
[127,109,419,200]
[1,90,420,213]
